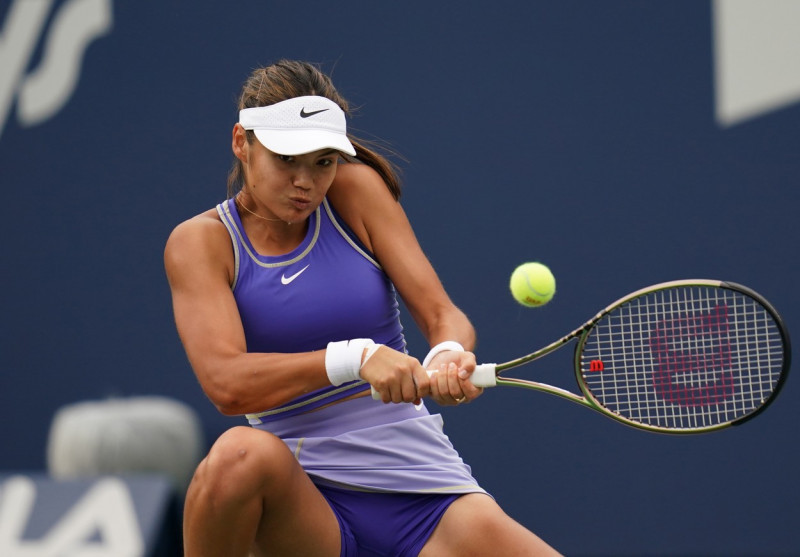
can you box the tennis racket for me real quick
[467,279,790,434]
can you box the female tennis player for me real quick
[164,59,560,556]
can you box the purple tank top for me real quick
[217,199,485,495]
[216,197,407,418]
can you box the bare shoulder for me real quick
[329,161,392,199]
[327,162,402,251]
[332,160,384,185]
[164,208,233,283]
[166,208,226,253]
[331,162,407,221]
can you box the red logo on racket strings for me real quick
[649,304,733,407]
[589,360,604,372]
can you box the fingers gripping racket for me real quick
[468,280,790,434]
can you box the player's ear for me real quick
[232,123,249,162]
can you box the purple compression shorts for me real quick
[316,483,461,556]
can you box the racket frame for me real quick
[476,279,791,434]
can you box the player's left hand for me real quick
[427,351,483,406]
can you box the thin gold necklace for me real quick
[235,193,287,223]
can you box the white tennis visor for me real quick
[239,96,356,156]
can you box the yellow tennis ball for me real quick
[509,262,556,307]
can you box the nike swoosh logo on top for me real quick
[300,107,329,118]
[281,264,310,285]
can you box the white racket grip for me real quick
[471,363,497,387]
[371,365,497,399]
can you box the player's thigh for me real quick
[201,427,342,557]
[251,456,342,556]
[420,493,561,557]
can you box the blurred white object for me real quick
[47,396,204,494]
[713,0,800,126]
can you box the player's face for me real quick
[239,129,339,224]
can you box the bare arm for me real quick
[328,164,475,348]
[328,163,481,404]
[164,211,329,415]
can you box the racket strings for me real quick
[579,286,784,430]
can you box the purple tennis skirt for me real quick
[250,393,487,494]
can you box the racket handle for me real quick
[471,363,497,387]
[370,364,497,399]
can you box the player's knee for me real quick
[191,426,293,502]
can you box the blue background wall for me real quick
[2,1,798,555]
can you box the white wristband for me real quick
[325,339,375,386]
[422,341,465,369]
